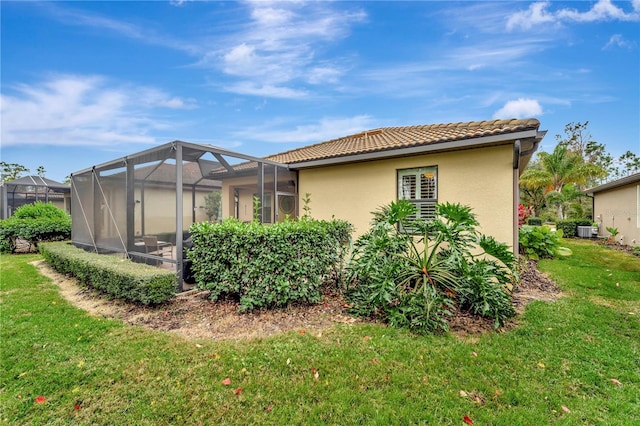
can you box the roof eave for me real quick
[286,129,541,169]
[585,172,640,195]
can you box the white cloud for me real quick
[223,82,308,99]
[493,98,543,119]
[0,75,195,147]
[208,2,366,98]
[44,3,198,55]
[603,34,636,49]
[507,0,640,31]
[43,2,365,100]
[306,66,342,85]
[233,115,375,144]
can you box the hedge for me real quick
[188,218,353,311]
[0,202,71,253]
[526,217,543,226]
[39,242,175,305]
[555,218,593,237]
[555,220,578,238]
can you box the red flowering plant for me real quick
[518,204,532,226]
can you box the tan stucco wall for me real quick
[134,187,211,236]
[593,183,640,246]
[221,175,257,222]
[221,173,297,223]
[298,144,516,247]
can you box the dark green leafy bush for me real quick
[555,220,577,238]
[346,201,516,334]
[188,218,352,311]
[526,217,543,226]
[0,202,71,253]
[39,242,175,305]
[574,218,593,227]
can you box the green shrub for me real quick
[526,217,543,226]
[188,218,352,311]
[346,201,516,334]
[0,202,71,253]
[39,242,175,305]
[518,225,570,260]
[574,218,593,227]
[457,259,516,325]
[555,220,577,238]
[12,202,69,220]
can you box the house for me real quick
[265,118,545,252]
[70,118,545,289]
[586,172,640,246]
[0,176,70,219]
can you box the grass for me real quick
[1,241,639,425]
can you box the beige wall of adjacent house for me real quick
[298,144,515,248]
[593,183,640,246]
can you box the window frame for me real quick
[397,166,438,230]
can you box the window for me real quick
[398,166,437,223]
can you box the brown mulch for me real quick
[449,259,562,336]
[33,259,561,341]
[598,239,639,257]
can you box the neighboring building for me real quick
[266,118,545,252]
[586,172,640,246]
[0,176,70,219]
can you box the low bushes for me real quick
[555,218,593,238]
[555,220,577,237]
[518,225,573,259]
[188,218,353,311]
[39,242,175,305]
[0,202,71,253]
[519,225,563,259]
[526,217,543,226]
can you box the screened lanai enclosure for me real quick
[0,176,70,219]
[71,141,298,291]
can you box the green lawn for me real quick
[1,241,639,425]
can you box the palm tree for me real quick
[520,144,605,219]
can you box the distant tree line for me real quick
[1,162,47,182]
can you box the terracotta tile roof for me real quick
[265,118,540,165]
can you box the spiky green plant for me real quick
[347,200,516,333]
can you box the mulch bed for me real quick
[35,258,562,341]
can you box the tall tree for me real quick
[519,158,547,217]
[520,144,605,219]
[557,121,594,159]
[0,162,29,182]
[584,139,615,183]
[36,166,46,178]
[618,151,640,176]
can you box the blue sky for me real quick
[2,0,639,182]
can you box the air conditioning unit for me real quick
[577,226,592,238]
